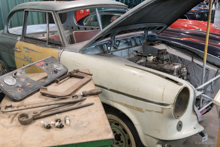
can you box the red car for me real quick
[170,19,220,34]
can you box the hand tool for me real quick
[40,70,92,97]
[1,98,86,113]
[56,88,102,99]
[1,89,101,113]
[55,69,92,83]
[18,102,94,125]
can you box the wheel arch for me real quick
[102,102,146,146]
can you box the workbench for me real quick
[0,71,114,147]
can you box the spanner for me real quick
[18,102,94,125]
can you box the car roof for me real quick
[11,0,127,12]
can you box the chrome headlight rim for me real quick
[173,87,190,119]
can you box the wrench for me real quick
[18,102,94,125]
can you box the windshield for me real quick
[58,7,127,44]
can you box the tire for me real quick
[105,106,145,147]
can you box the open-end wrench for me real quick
[18,102,94,125]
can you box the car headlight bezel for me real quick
[173,87,190,119]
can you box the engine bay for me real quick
[128,45,188,80]
[85,34,220,100]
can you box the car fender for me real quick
[60,51,204,141]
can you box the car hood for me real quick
[81,0,203,50]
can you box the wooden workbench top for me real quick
[0,71,114,147]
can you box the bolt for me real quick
[53,121,64,128]
[59,123,64,128]
[55,114,61,123]
[64,116,70,125]
[51,121,55,126]
[41,121,51,129]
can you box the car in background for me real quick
[170,19,220,34]
[158,28,220,58]
[182,2,216,23]
[0,0,219,147]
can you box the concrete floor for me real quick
[182,107,219,147]
[182,7,220,147]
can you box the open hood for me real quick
[81,0,203,50]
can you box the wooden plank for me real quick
[0,71,114,147]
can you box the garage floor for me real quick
[182,7,220,147]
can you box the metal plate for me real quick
[0,56,68,101]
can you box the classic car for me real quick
[169,19,220,34]
[0,0,220,147]
[181,2,216,23]
[158,28,220,59]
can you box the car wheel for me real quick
[105,106,144,147]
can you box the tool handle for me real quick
[35,103,94,119]
[82,89,102,97]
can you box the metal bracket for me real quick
[199,131,208,143]
[196,75,220,90]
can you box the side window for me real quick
[76,8,124,28]
[24,11,62,46]
[77,9,97,27]
[8,11,24,35]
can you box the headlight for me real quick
[195,13,201,19]
[173,87,190,119]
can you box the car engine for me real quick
[129,46,188,80]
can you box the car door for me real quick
[0,10,25,72]
[14,10,64,72]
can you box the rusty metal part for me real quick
[0,56,68,101]
[1,98,86,113]
[56,88,102,99]
[18,102,94,125]
[81,88,102,97]
[40,70,92,97]
[55,69,92,83]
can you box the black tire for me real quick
[104,105,145,147]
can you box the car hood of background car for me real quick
[81,0,203,50]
